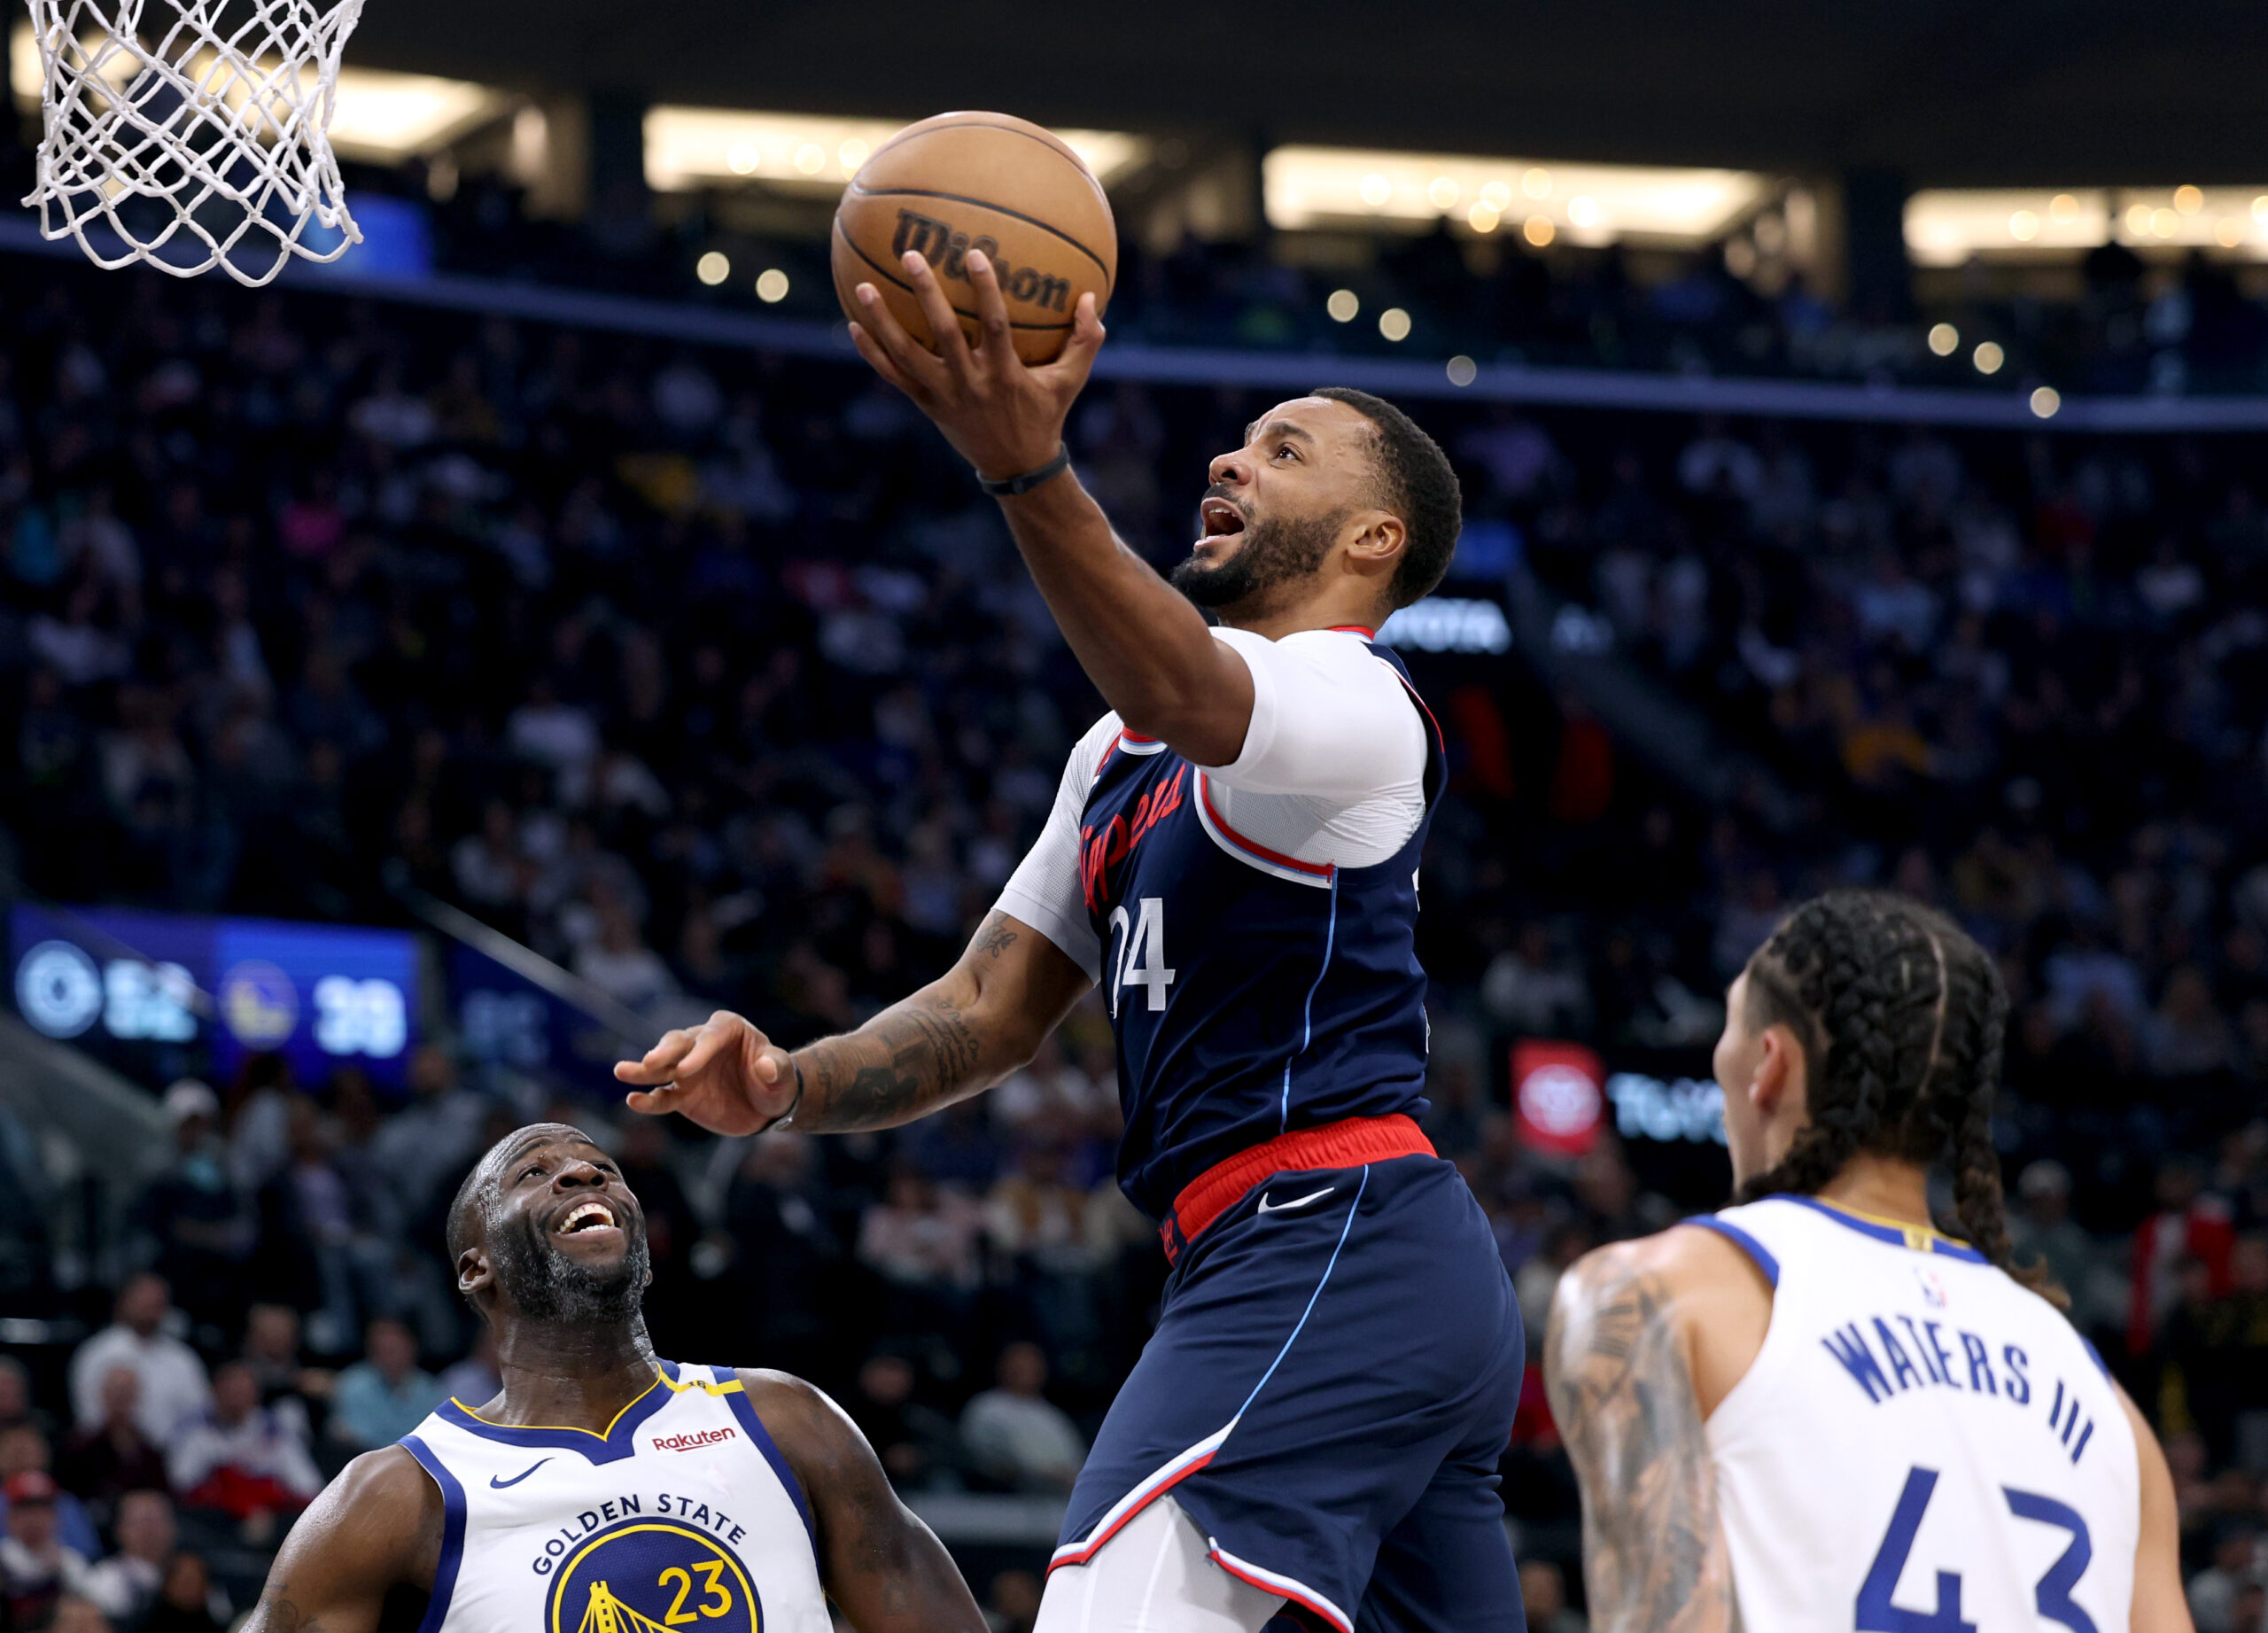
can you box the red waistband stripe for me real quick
[1161,1114,1434,1264]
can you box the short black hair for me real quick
[1310,386,1462,610]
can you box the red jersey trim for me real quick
[1195,774,1334,879]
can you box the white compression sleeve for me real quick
[993,713,1118,983]
[1193,626,1427,869]
[1034,1497,1284,1633]
[1202,626,1426,799]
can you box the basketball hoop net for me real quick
[20,0,367,285]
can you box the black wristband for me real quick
[976,447,1071,497]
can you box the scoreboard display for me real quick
[11,905,419,1090]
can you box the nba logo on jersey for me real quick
[548,1518,760,1633]
[1915,1266,1950,1308]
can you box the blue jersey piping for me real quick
[1281,871,1341,1131]
[1233,1164,1371,1420]
[398,1435,467,1633]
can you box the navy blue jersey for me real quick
[1075,641,1445,1220]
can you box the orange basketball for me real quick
[833,112,1117,366]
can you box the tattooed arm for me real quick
[1544,1233,1752,1633]
[240,1448,441,1633]
[616,911,1091,1136]
[741,1370,987,1632]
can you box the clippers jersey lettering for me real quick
[397,1361,829,1633]
[1689,1198,2140,1633]
[1078,640,1444,1220]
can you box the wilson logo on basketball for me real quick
[651,1428,738,1453]
[889,210,1073,312]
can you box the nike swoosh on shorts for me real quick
[492,1458,552,1488]
[1256,1186,1338,1215]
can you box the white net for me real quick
[21,0,367,285]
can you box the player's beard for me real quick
[1169,506,1344,612]
[489,1212,651,1326]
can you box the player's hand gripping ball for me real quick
[832,112,1117,366]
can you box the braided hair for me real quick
[1736,889,2063,1305]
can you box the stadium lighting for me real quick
[2030,387,2062,418]
[755,268,790,303]
[1911,186,2268,262]
[1928,323,1960,356]
[9,24,510,159]
[1379,307,1412,342]
[1906,191,2109,264]
[1973,342,2005,375]
[327,70,512,160]
[1446,355,1478,386]
[695,252,729,286]
[1262,145,1768,244]
[1524,214,1556,247]
[1326,289,1361,322]
[646,109,1146,193]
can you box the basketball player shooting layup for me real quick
[238,1123,985,1633]
[1548,890,2192,1633]
[616,250,1526,1632]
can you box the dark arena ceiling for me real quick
[346,0,2268,184]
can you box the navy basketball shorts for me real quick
[1052,1154,1526,1633]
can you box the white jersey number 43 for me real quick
[1108,897,1176,1016]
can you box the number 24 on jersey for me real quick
[1108,898,1175,1016]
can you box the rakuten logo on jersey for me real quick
[651,1427,738,1453]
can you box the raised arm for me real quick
[846,248,1254,765]
[240,1448,441,1633]
[1544,1238,1743,1633]
[615,910,1090,1137]
[739,1370,986,1633]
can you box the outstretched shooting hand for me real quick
[847,248,1105,482]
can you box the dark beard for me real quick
[1169,507,1342,611]
[489,1214,650,1326]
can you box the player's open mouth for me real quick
[555,1201,617,1236]
[1195,497,1247,548]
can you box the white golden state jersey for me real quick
[1687,1196,2140,1633]
[398,1360,830,1633]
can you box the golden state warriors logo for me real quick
[548,1519,760,1633]
[221,960,297,1047]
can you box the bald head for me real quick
[448,1122,649,1331]
[447,1122,600,1265]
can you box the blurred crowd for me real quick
[372,156,2268,398]
[0,250,2259,1629]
